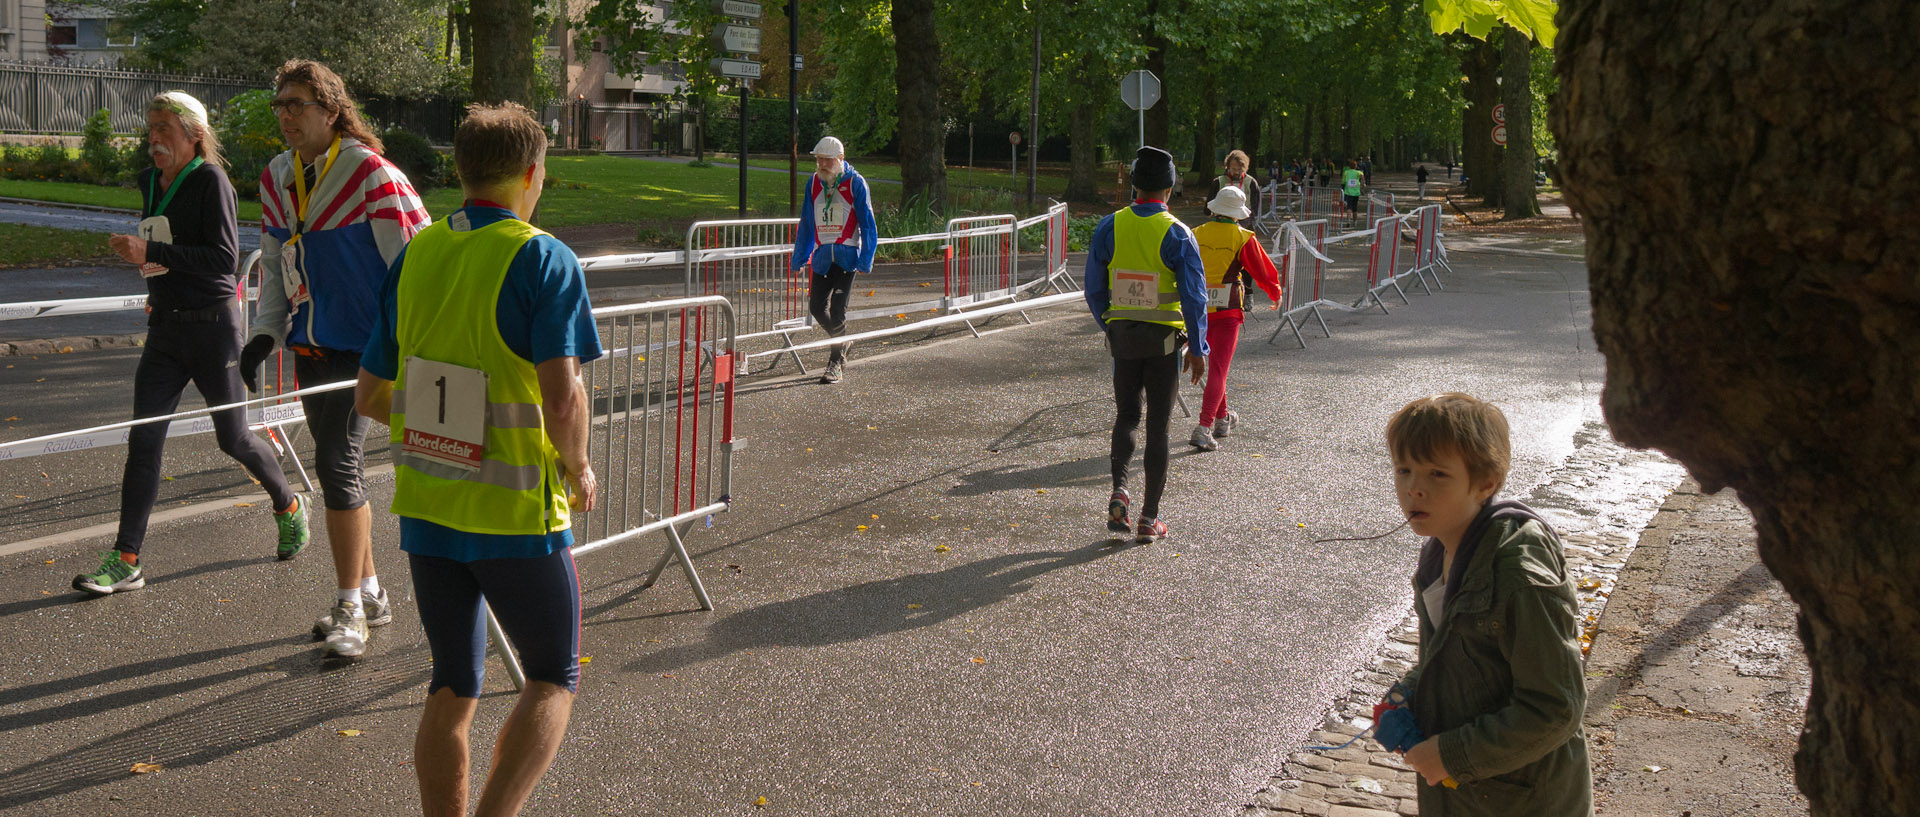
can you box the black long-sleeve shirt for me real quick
[136,162,240,312]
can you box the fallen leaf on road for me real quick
[1578,578,1602,591]
[130,762,163,774]
[934,545,950,553]
[1641,765,1663,773]
[35,378,45,383]
[580,656,592,664]
[866,425,877,430]
[971,657,987,664]
[163,476,174,481]
[5,416,17,421]
[907,603,922,609]
[1035,489,1047,494]
[234,502,254,508]
[871,514,879,519]
[337,729,362,737]
[857,525,868,531]
[918,282,932,287]
[865,290,876,296]
[1345,777,1385,793]
[753,796,769,808]
[660,673,677,679]
[1297,522,1306,528]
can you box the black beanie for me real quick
[1130,146,1176,192]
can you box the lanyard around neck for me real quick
[291,136,342,235]
[146,156,205,219]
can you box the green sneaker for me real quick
[73,550,144,596]
[276,497,310,561]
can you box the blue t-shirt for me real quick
[362,204,605,562]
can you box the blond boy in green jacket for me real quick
[1382,393,1593,816]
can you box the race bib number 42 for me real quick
[401,357,489,473]
[1111,270,1159,309]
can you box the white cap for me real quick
[152,90,211,135]
[810,136,845,157]
[1208,185,1252,220]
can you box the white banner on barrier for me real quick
[0,402,306,462]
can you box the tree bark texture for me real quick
[1554,2,1920,815]
[891,0,947,213]
[1501,24,1540,218]
[1064,67,1102,204]
[1461,34,1501,205]
[1142,8,1170,151]
[1300,101,1314,162]
[1240,101,1265,164]
[469,0,534,104]
[1190,73,1219,180]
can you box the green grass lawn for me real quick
[0,223,117,267]
[0,179,266,222]
[2,154,1071,234]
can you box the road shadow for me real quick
[947,456,1108,497]
[0,557,259,618]
[624,540,1118,674]
[0,643,431,810]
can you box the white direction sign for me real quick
[1120,70,1161,111]
[713,0,762,18]
[713,24,761,54]
[713,58,762,79]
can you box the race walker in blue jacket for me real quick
[791,135,879,384]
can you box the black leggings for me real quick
[116,309,298,555]
[808,265,857,349]
[1111,351,1180,519]
[293,348,372,511]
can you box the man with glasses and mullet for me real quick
[246,59,430,659]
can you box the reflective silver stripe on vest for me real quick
[1107,309,1186,323]
[391,390,544,429]
[394,451,544,491]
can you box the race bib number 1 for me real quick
[1111,270,1159,309]
[280,241,312,306]
[136,216,172,277]
[401,357,489,474]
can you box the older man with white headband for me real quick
[790,135,877,384]
[75,92,309,599]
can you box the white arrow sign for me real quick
[712,58,761,79]
[712,24,761,54]
[713,0,762,18]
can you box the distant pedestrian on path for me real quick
[1210,149,1259,225]
[1374,393,1592,816]
[1342,159,1364,220]
[75,91,308,598]
[792,135,877,385]
[1187,185,1281,453]
[355,102,602,817]
[1416,165,1430,200]
[248,59,430,658]
[1084,146,1209,544]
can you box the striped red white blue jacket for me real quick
[252,138,429,353]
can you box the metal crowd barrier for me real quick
[1265,204,1453,348]
[490,294,740,690]
[943,215,1018,311]
[1268,219,1334,348]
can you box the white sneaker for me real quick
[321,599,368,658]
[1215,410,1240,437]
[1189,424,1219,451]
[313,588,392,637]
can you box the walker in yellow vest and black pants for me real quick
[1085,146,1211,544]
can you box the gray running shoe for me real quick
[820,358,845,384]
[1189,424,1219,451]
[320,599,368,658]
[1215,410,1240,437]
[314,588,392,636]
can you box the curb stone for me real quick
[0,334,145,356]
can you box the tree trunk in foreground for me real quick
[1501,23,1539,219]
[1460,33,1501,206]
[891,0,947,213]
[1064,64,1103,204]
[1554,2,1920,815]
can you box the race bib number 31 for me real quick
[1112,270,1159,309]
[401,357,489,473]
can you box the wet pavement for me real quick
[0,219,1649,815]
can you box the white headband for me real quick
[152,91,210,135]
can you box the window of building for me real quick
[48,24,78,47]
[105,19,139,47]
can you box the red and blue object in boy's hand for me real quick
[1372,682,1424,753]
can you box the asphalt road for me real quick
[0,241,1602,815]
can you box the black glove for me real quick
[239,335,275,392]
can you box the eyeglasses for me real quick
[269,99,324,115]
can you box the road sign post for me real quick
[1010,131,1021,179]
[1119,70,1161,150]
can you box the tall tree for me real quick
[891,0,947,212]
[1500,23,1540,218]
[1555,1,1920,814]
[1425,0,1557,205]
[469,0,536,105]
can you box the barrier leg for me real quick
[1176,390,1191,419]
[1268,315,1307,349]
[265,425,319,494]
[485,601,527,692]
[642,520,714,611]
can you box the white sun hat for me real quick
[810,136,846,157]
[1208,184,1252,220]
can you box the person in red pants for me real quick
[1188,185,1282,451]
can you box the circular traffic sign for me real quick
[1492,124,1508,147]
[1010,131,1022,145]
[1492,103,1507,125]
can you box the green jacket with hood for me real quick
[1399,499,1593,817]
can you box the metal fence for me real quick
[942,215,1017,310]
[0,60,266,134]
[491,295,740,689]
